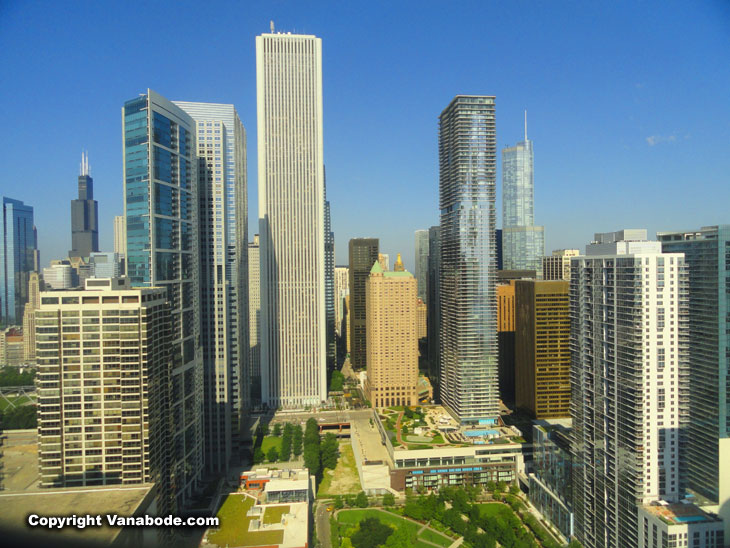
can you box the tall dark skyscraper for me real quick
[438,96,499,424]
[427,225,441,385]
[69,151,99,259]
[324,178,336,371]
[348,238,379,370]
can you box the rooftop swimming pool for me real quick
[464,429,499,437]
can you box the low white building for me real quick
[638,503,724,548]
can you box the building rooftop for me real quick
[643,502,722,525]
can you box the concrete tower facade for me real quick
[256,31,326,407]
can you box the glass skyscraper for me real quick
[438,95,499,424]
[1,196,36,325]
[173,100,248,473]
[324,179,336,371]
[414,229,429,303]
[122,89,202,510]
[658,225,730,539]
[502,117,544,272]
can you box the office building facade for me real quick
[543,249,580,281]
[658,225,730,539]
[571,230,686,548]
[256,32,327,407]
[502,119,544,272]
[89,252,122,279]
[438,96,499,424]
[427,225,441,384]
[174,100,248,472]
[497,281,516,404]
[36,280,171,492]
[334,266,349,336]
[324,183,335,371]
[122,89,202,507]
[22,271,41,362]
[415,229,429,303]
[69,151,99,259]
[248,235,261,405]
[365,258,418,408]
[515,280,570,418]
[348,238,379,370]
[1,197,36,325]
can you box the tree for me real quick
[304,444,320,475]
[329,370,345,392]
[267,446,278,462]
[333,495,344,509]
[292,424,303,456]
[509,483,520,496]
[350,517,392,548]
[403,407,414,419]
[382,492,395,507]
[401,424,408,434]
[496,481,507,493]
[280,423,293,461]
[1,405,36,429]
[321,433,339,470]
[355,491,369,508]
[272,423,281,436]
[253,447,265,464]
[383,525,413,548]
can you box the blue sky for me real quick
[1,0,728,270]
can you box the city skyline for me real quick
[2,2,728,271]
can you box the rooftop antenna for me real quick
[80,150,90,176]
[270,20,274,33]
[524,110,528,141]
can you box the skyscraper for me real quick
[438,96,499,424]
[348,238,379,370]
[36,279,171,490]
[257,31,326,407]
[22,271,41,362]
[658,225,730,539]
[174,100,248,472]
[69,152,99,259]
[1,196,36,325]
[334,266,349,336]
[365,255,418,408]
[113,215,127,256]
[514,279,570,418]
[324,180,336,371]
[122,89,201,509]
[502,114,544,272]
[248,235,261,405]
[414,230,429,303]
[571,230,686,548]
[427,225,440,384]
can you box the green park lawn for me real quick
[337,509,452,548]
[261,436,282,453]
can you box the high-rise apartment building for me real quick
[36,279,171,492]
[324,182,335,371]
[438,96,499,424]
[257,31,326,407]
[542,249,580,281]
[415,230,429,303]
[122,89,202,508]
[22,271,41,362]
[514,280,570,418]
[571,230,686,548]
[69,152,99,259]
[427,226,440,384]
[416,298,427,340]
[1,197,36,325]
[248,235,261,405]
[502,116,544,273]
[365,258,418,408]
[348,238,379,370]
[658,225,730,539]
[497,281,516,404]
[173,100,248,472]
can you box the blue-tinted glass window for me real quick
[153,146,171,183]
[155,251,176,282]
[154,183,173,216]
[153,112,171,148]
[155,218,173,249]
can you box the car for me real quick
[327,506,333,512]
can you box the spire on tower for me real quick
[524,110,528,141]
[80,150,90,176]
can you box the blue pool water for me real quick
[464,429,499,437]
[673,516,706,523]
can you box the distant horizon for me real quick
[1,1,728,271]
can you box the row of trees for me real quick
[303,417,339,477]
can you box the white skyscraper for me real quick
[113,215,126,256]
[571,230,686,548]
[256,31,326,408]
[173,101,248,472]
